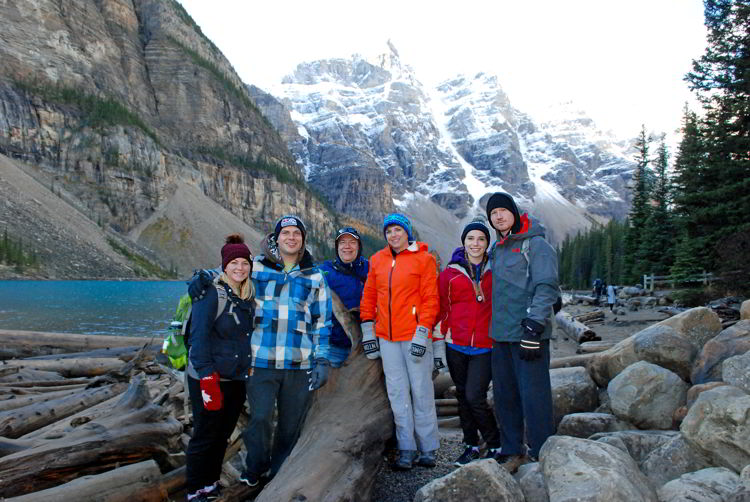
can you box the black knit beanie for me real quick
[461,218,491,245]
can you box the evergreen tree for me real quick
[684,0,750,269]
[640,138,675,275]
[671,106,709,278]
[623,125,653,284]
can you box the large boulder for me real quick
[656,467,742,502]
[551,367,599,425]
[640,434,713,489]
[691,320,750,384]
[659,307,723,350]
[556,412,634,438]
[413,458,524,502]
[681,385,750,472]
[540,436,657,502]
[589,325,697,387]
[515,462,548,502]
[687,382,728,408]
[620,286,646,299]
[589,430,679,464]
[608,361,688,429]
[632,325,698,381]
[722,351,750,394]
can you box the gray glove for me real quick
[432,338,447,371]
[410,326,430,362]
[361,322,380,359]
[308,358,330,391]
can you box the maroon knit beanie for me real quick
[221,234,251,271]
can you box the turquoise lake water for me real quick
[0,280,187,336]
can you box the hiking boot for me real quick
[493,453,526,474]
[239,470,260,487]
[393,449,419,470]
[455,445,481,466]
[482,447,501,460]
[416,450,437,468]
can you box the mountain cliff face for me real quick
[261,45,636,246]
[0,0,337,277]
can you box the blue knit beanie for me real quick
[383,213,414,241]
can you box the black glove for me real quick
[187,269,213,301]
[519,318,545,361]
[308,358,330,391]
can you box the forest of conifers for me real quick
[558,0,749,294]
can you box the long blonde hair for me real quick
[220,271,254,300]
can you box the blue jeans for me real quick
[491,340,555,458]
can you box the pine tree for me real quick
[684,0,750,270]
[639,138,675,275]
[671,106,708,279]
[623,126,653,284]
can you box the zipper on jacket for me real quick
[388,258,395,340]
[412,305,419,325]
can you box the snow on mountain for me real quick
[254,44,636,248]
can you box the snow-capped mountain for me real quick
[252,43,635,250]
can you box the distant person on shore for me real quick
[359,213,442,470]
[593,277,603,305]
[320,226,369,367]
[188,215,332,488]
[486,192,558,472]
[437,217,501,466]
[185,234,254,502]
[607,283,617,312]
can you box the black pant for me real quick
[186,376,246,494]
[446,347,500,448]
[244,368,312,477]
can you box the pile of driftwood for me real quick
[0,292,393,502]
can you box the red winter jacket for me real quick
[437,255,493,349]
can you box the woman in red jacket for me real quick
[437,218,501,465]
[359,213,441,471]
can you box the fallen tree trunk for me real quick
[0,382,128,438]
[0,378,92,388]
[549,353,599,369]
[0,358,127,378]
[0,375,182,498]
[555,311,601,343]
[576,341,616,354]
[243,292,392,502]
[0,387,82,413]
[26,345,159,361]
[5,459,167,502]
[574,310,605,323]
[0,330,148,359]
[437,406,459,417]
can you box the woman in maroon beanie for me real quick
[185,234,254,502]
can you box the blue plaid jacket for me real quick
[251,236,332,370]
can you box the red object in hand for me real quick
[200,372,223,411]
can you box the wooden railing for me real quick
[642,271,715,291]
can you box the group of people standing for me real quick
[182,191,559,502]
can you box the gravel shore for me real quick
[371,429,465,502]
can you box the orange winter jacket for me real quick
[360,241,440,342]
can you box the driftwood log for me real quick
[0,330,147,359]
[0,357,129,378]
[576,341,616,354]
[0,374,182,498]
[5,459,167,502]
[228,291,392,502]
[555,311,601,343]
[574,310,605,323]
[550,353,599,369]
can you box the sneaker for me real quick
[205,485,222,501]
[239,471,260,487]
[393,449,419,471]
[493,454,526,474]
[417,450,436,468]
[455,445,481,466]
[482,447,501,460]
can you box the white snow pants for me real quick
[379,338,439,452]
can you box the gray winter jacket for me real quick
[489,212,559,342]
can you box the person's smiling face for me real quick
[464,230,488,263]
[385,225,409,253]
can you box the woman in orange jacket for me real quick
[359,213,441,470]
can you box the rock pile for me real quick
[417,300,750,501]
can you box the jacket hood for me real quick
[260,232,314,269]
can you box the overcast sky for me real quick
[177,0,707,138]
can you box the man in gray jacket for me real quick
[485,192,558,472]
